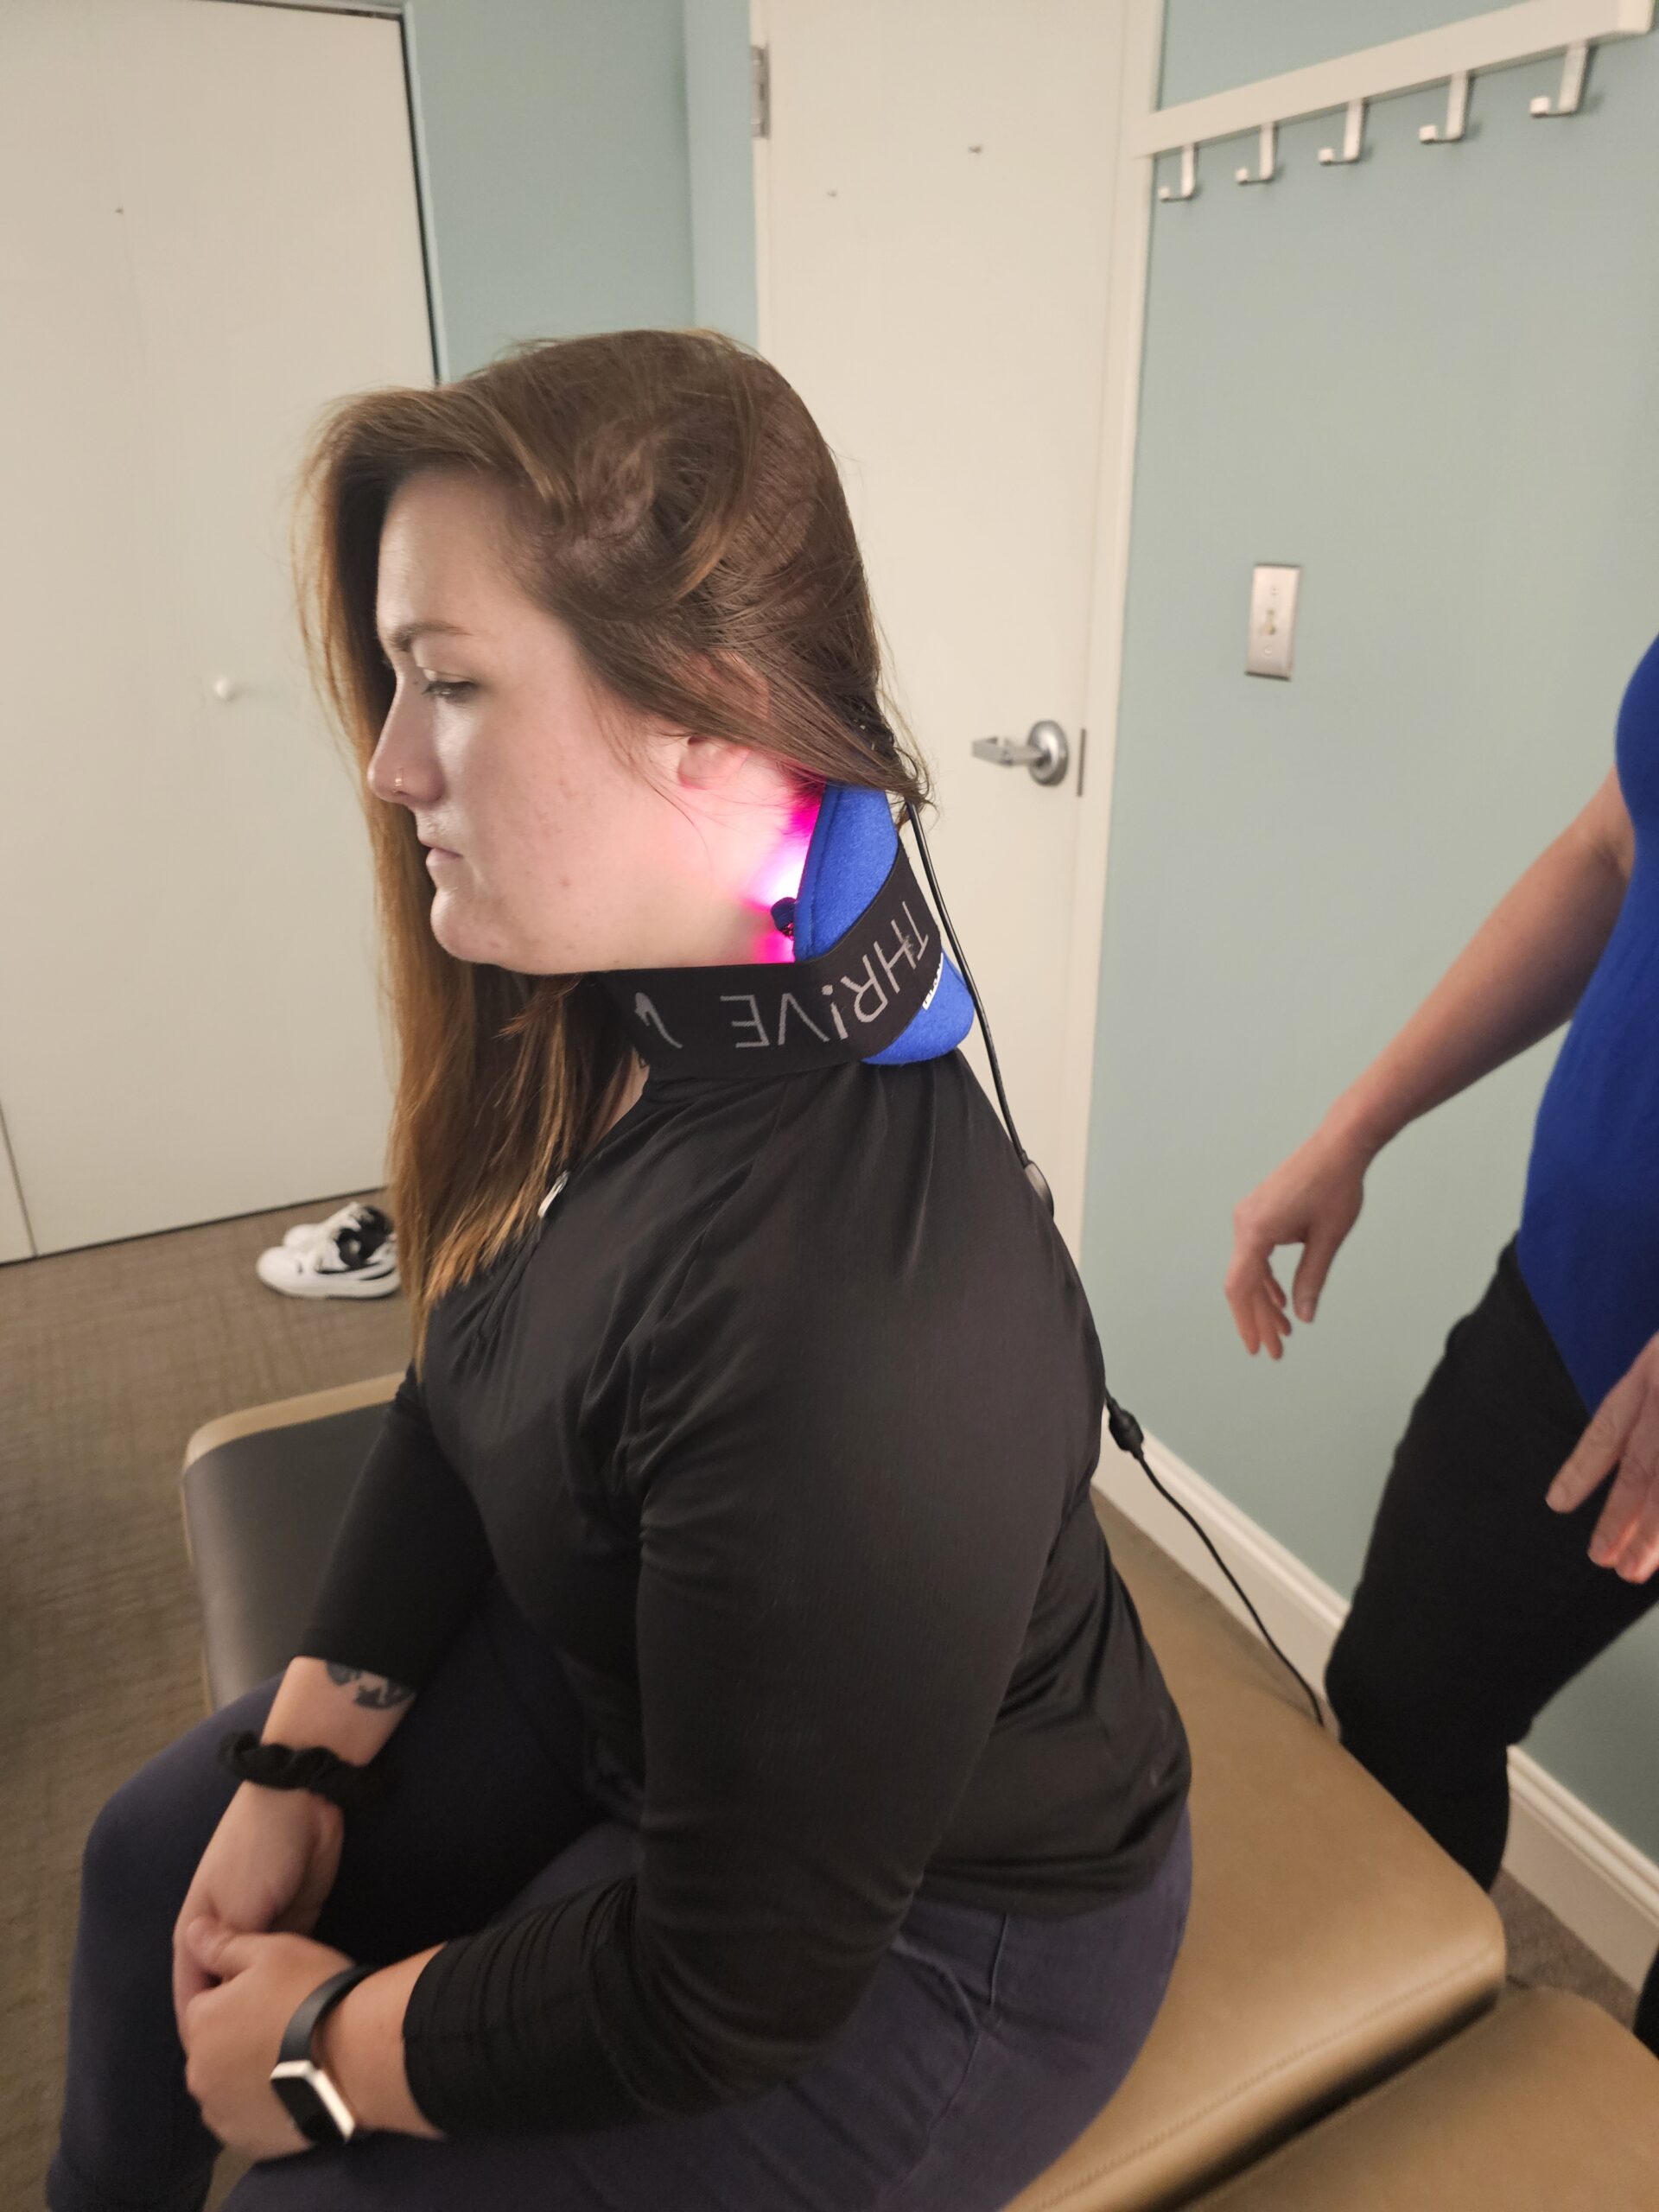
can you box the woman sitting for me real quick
[48,327,1192,2212]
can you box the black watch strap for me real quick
[278,1961,380,2066]
[218,1729,388,1813]
[270,1961,378,2148]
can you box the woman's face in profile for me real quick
[369,467,797,975]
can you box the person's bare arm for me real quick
[262,1655,416,1763]
[1326,765,1636,1159]
[312,1942,446,2136]
[1228,767,1636,1356]
[170,1656,416,2028]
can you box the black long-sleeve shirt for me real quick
[298,1049,1192,2135]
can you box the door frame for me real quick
[749,0,1170,1256]
[1053,0,1166,1255]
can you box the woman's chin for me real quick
[429,899,596,977]
[427,894,493,967]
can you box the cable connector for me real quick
[1106,1394,1145,1460]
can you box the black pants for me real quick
[48,1576,1192,2212]
[1324,1235,1659,2046]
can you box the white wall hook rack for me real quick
[1531,37,1591,107]
[1134,0,1652,191]
[1160,143,1198,201]
[1419,69,1471,141]
[1235,123,1276,184]
[1319,99,1367,164]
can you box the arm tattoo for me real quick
[324,1661,415,1710]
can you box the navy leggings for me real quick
[1325,1235,1659,2048]
[48,1576,1192,2212]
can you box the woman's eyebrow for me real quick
[378,619,472,655]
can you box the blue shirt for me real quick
[1516,632,1659,1414]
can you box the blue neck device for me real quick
[598,778,1053,1215]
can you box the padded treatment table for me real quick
[181,1372,403,1708]
[1001,1505,1507,2209]
[183,1379,1520,2210]
[1183,1986,1659,2209]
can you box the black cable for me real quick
[900,798,1042,1193]
[1104,1398,1327,1731]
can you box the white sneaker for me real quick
[257,1201,399,1300]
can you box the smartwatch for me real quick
[269,1961,378,2147]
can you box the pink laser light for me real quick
[742,788,822,964]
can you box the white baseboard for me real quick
[1092,1428,1659,1993]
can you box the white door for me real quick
[0,0,433,1260]
[751,0,1151,1242]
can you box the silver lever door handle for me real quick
[969,719,1070,786]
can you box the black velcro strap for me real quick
[596,842,945,1078]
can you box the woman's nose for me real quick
[367,752,405,806]
[367,720,429,807]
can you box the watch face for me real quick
[270,2057,358,2146]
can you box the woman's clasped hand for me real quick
[170,1780,349,2159]
[178,1916,357,2161]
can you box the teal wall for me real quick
[1160,0,1489,105]
[395,0,753,378]
[1083,25,1659,1858]
[683,0,760,346]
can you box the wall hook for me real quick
[1419,70,1470,143]
[1236,123,1276,186]
[1318,99,1366,166]
[1531,41,1589,115]
[1159,144,1198,202]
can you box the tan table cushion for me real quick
[182,1370,403,1464]
[1004,1499,1506,2211]
[1185,1987,1659,2209]
[181,1373,404,1707]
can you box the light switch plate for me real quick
[1247,564,1300,679]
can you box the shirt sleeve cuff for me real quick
[400,1879,645,2135]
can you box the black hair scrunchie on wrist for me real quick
[218,1729,389,1814]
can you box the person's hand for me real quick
[179,1916,356,2160]
[172,1784,343,2038]
[1226,1123,1372,1358]
[1545,1332,1659,1578]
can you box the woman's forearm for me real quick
[261,1655,416,1766]
[314,1943,447,2138]
[1324,813,1631,1161]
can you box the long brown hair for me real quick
[290,327,931,1377]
